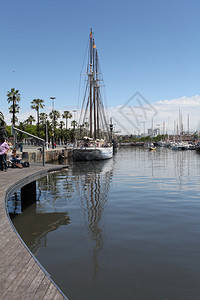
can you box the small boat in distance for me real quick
[73,29,113,161]
[148,142,156,151]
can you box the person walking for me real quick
[19,141,23,152]
[0,137,9,171]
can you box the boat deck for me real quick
[0,164,68,300]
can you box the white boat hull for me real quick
[73,146,113,161]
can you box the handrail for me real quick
[11,125,45,167]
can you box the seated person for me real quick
[7,142,12,162]
[11,148,22,163]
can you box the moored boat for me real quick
[73,29,113,161]
[73,145,113,161]
[148,142,156,151]
[195,142,200,153]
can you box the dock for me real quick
[0,164,69,300]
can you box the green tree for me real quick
[59,121,65,143]
[39,112,48,125]
[18,121,25,141]
[6,125,12,139]
[39,112,48,141]
[25,115,36,125]
[78,124,85,139]
[71,120,77,130]
[59,120,65,129]
[30,98,45,136]
[23,124,37,136]
[7,88,21,126]
[49,110,60,143]
[49,110,60,127]
[8,104,20,125]
[62,110,72,130]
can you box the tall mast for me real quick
[89,29,93,138]
[96,50,100,139]
[93,39,97,140]
[179,109,182,142]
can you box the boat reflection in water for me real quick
[72,159,113,280]
[11,158,114,293]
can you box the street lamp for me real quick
[50,97,56,149]
[72,109,76,129]
[45,117,48,150]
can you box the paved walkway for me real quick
[0,164,69,300]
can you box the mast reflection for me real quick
[73,159,113,280]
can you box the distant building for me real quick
[147,128,160,137]
[181,132,195,142]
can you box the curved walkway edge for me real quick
[0,164,69,300]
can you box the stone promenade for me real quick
[0,164,69,300]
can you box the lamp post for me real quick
[50,97,56,149]
[45,118,48,150]
[72,109,76,129]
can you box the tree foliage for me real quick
[7,88,21,126]
[31,98,45,136]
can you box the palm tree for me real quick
[39,112,48,144]
[26,115,35,125]
[18,121,25,141]
[8,104,20,125]
[71,120,77,130]
[49,110,61,127]
[59,121,65,143]
[39,112,48,125]
[70,120,77,142]
[59,120,65,129]
[49,110,60,145]
[62,111,72,130]
[7,88,21,126]
[30,98,45,135]
[79,124,85,139]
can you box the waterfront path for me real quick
[0,164,69,300]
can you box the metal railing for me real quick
[11,125,45,167]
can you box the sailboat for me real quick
[73,29,113,161]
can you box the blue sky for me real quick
[1,0,200,131]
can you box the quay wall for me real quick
[119,142,145,146]
[18,148,73,164]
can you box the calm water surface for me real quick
[12,147,200,300]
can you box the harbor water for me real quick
[11,147,200,300]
